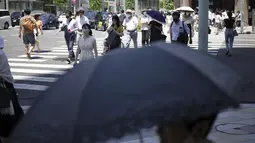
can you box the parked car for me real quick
[85,11,95,28]
[40,13,59,29]
[94,12,109,31]
[11,11,21,27]
[0,9,11,29]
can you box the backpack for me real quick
[170,21,188,44]
[23,17,35,31]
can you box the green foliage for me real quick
[159,0,164,9]
[53,0,67,7]
[163,0,174,10]
[137,18,141,31]
[89,0,102,10]
[125,0,134,9]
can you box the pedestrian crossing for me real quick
[13,33,227,113]
[9,37,142,113]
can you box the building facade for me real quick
[8,0,44,12]
[174,0,255,25]
[0,0,8,9]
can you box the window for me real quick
[0,11,10,17]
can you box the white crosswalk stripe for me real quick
[13,33,226,113]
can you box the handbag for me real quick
[0,79,24,137]
[0,78,11,108]
[233,30,238,36]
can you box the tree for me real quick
[89,0,102,10]
[53,0,67,7]
[159,0,164,9]
[125,0,134,10]
[163,0,174,10]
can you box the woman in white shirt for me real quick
[215,12,222,35]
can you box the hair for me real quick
[82,24,92,36]
[121,10,124,13]
[112,15,120,27]
[34,14,40,20]
[227,11,232,18]
[24,9,31,15]
[172,11,180,17]
[157,114,217,143]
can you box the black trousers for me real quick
[187,24,192,44]
[141,30,149,46]
[64,33,76,59]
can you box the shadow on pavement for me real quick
[216,47,255,103]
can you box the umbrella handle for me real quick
[138,131,144,143]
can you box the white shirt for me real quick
[68,15,89,30]
[182,15,194,24]
[140,16,150,30]
[215,14,221,23]
[170,20,190,41]
[123,16,138,31]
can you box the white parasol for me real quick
[176,6,194,12]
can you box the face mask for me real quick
[82,29,90,35]
[143,12,146,15]
[126,14,131,18]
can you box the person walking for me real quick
[182,12,194,44]
[214,11,222,35]
[33,14,43,53]
[103,15,124,54]
[169,11,190,45]
[68,7,89,44]
[141,10,150,47]
[122,9,138,48]
[18,9,38,59]
[57,11,76,64]
[74,24,98,64]
[0,35,24,143]
[224,11,236,57]
[118,10,126,25]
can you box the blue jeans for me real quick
[225,28,234,54]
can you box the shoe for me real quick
[228,54,232,57]
[66,58,71,64]
[26,53,31,59]
[225,51,229,56]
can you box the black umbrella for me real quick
[9,43,241,143]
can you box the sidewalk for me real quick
[216,34,255,103]
[208,105,255,143]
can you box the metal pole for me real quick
[240,0,244,34]
[123,0,126,10]
[135,0,139,14]
[198,0,209,52]
[252,9,255,32]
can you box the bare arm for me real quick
[93,38,98,58]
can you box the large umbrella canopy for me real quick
[176,6,194,12]
[9,43,241,143]
[146,10,166,24]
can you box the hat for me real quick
[125,9,133,13]
[0,36,4,49]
